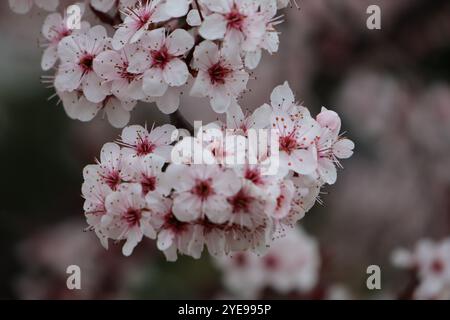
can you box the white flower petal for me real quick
[155,87,181,114]
[93,50,122,81]
[186,9,201,26]
[199,14,227,40]
[333,139,354,159]
[163,58,189,86]
[166,29,194,56]
[244,50,262,70]
[157,229,175,251]
[83,72,109,103]
[41,46,58,71]
[271,81,295,111]
[105,98,130,128]
[164,0,190,18]
[142,68,168,97]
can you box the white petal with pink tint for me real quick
[163,58,189,87]
[333,139,355,159]
[41,46,58,71]
[164,0,190,18]
[186,9,201,26]
[143,68,168,97]
[166,29,194,56]
[104,98,131,128]
[199,13,227,40]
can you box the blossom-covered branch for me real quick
[12,0,288,127]
[81,83,354,260]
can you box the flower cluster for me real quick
[81,82,354,260]
[392,238,450,299]
[214,226,321,298]
[11,0,289,127]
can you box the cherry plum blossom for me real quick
[112,0,170,50]
[191,41,249,113]
[127,28,194,97]
[55,25,111,103]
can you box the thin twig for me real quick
[194,0,204,21]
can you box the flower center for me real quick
[101,170,121,190]
[276,194,285,210]
[123,208,142,227]
[118,62,139,83]
[208,62,232,85]
[141,175,156,194]
[228,189,253,213]
[431,259,444,274]
[279,134,298,154]
[226,6,246,31]
[193,179,214,200]
[79,54,94,72]
[151,46,172,69]
[164,212,188,233]
[233,252,247,267]
[136,136,156,156]
[262,254,279,270]
[55,27,72,43]
[245,167,263,185]
[133,6,153,29]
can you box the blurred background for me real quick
[1,0,450,299]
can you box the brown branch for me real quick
[193,0,204,21]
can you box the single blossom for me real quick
[112,0,170,50]
[41,9,88,71]
[149,196,205,261]
[314,107,354,184]
[191,41,249,113]
[93,43,145,101]
[104,183,157,256]
[268,82,320,175]
[128,27,194,97]
[169,163,241,223]
[124,153,168,196]
[226,180,267,229]
[55,25,111,103]
[271,110,319,175]
[244,0,282,69]
[198,0,266,53]
[119,124,176,160]
[83,142,134,191]
[82,180,112,249]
